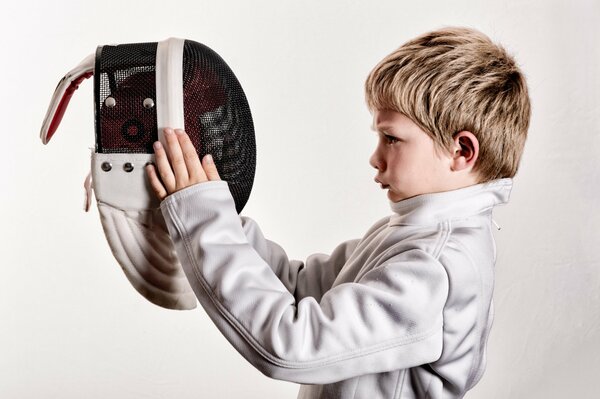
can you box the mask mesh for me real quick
[95,42,158,154]
[182,40,255,214]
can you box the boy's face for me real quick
[370,110,454,202]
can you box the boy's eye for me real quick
[385,134,399,144]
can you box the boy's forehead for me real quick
[371,110,403,130]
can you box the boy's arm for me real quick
[161,181,448,384]
[240,216,360,302]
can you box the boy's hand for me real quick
[146,128,221,201]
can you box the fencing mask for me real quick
[40,38,256,310]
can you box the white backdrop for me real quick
[2,0,598,397]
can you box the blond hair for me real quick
[365,26,531,182]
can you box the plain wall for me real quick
[1,0,598,397]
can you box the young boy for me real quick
[145,26,530,398]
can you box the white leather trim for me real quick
[91,152,159,211]
[155,38,185,145]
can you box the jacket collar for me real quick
[388,178,513,226]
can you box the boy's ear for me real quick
[450,131,479,172]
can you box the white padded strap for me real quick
[156,38,185,145]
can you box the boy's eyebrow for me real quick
[371,124,395,133]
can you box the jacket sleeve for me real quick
[161,181,448,384]
[239,216,360,302]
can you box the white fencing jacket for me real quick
[160,178,513,398]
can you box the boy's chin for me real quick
[388,189,425,203]
[387,190,405,202]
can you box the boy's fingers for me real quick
[202,154,221,181]
[145,163,168,200]
[153,140,176,192]
[175,128,206,183]
[164,128,189,185]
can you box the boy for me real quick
[145,26,530,398]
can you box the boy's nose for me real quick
[369,150,385,171]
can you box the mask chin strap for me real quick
[40,53,94,144]
[84,168,93,212]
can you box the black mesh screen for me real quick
[93,40,255,214]
[182,40,255,213]
[95,42,158,153]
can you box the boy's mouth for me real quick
[374,178,389,189]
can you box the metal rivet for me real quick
[101,162,112,172]
[105,97,116,108]
[143,98,155,109]
[123,162,134,172]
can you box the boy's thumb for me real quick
[203,154,221,181]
